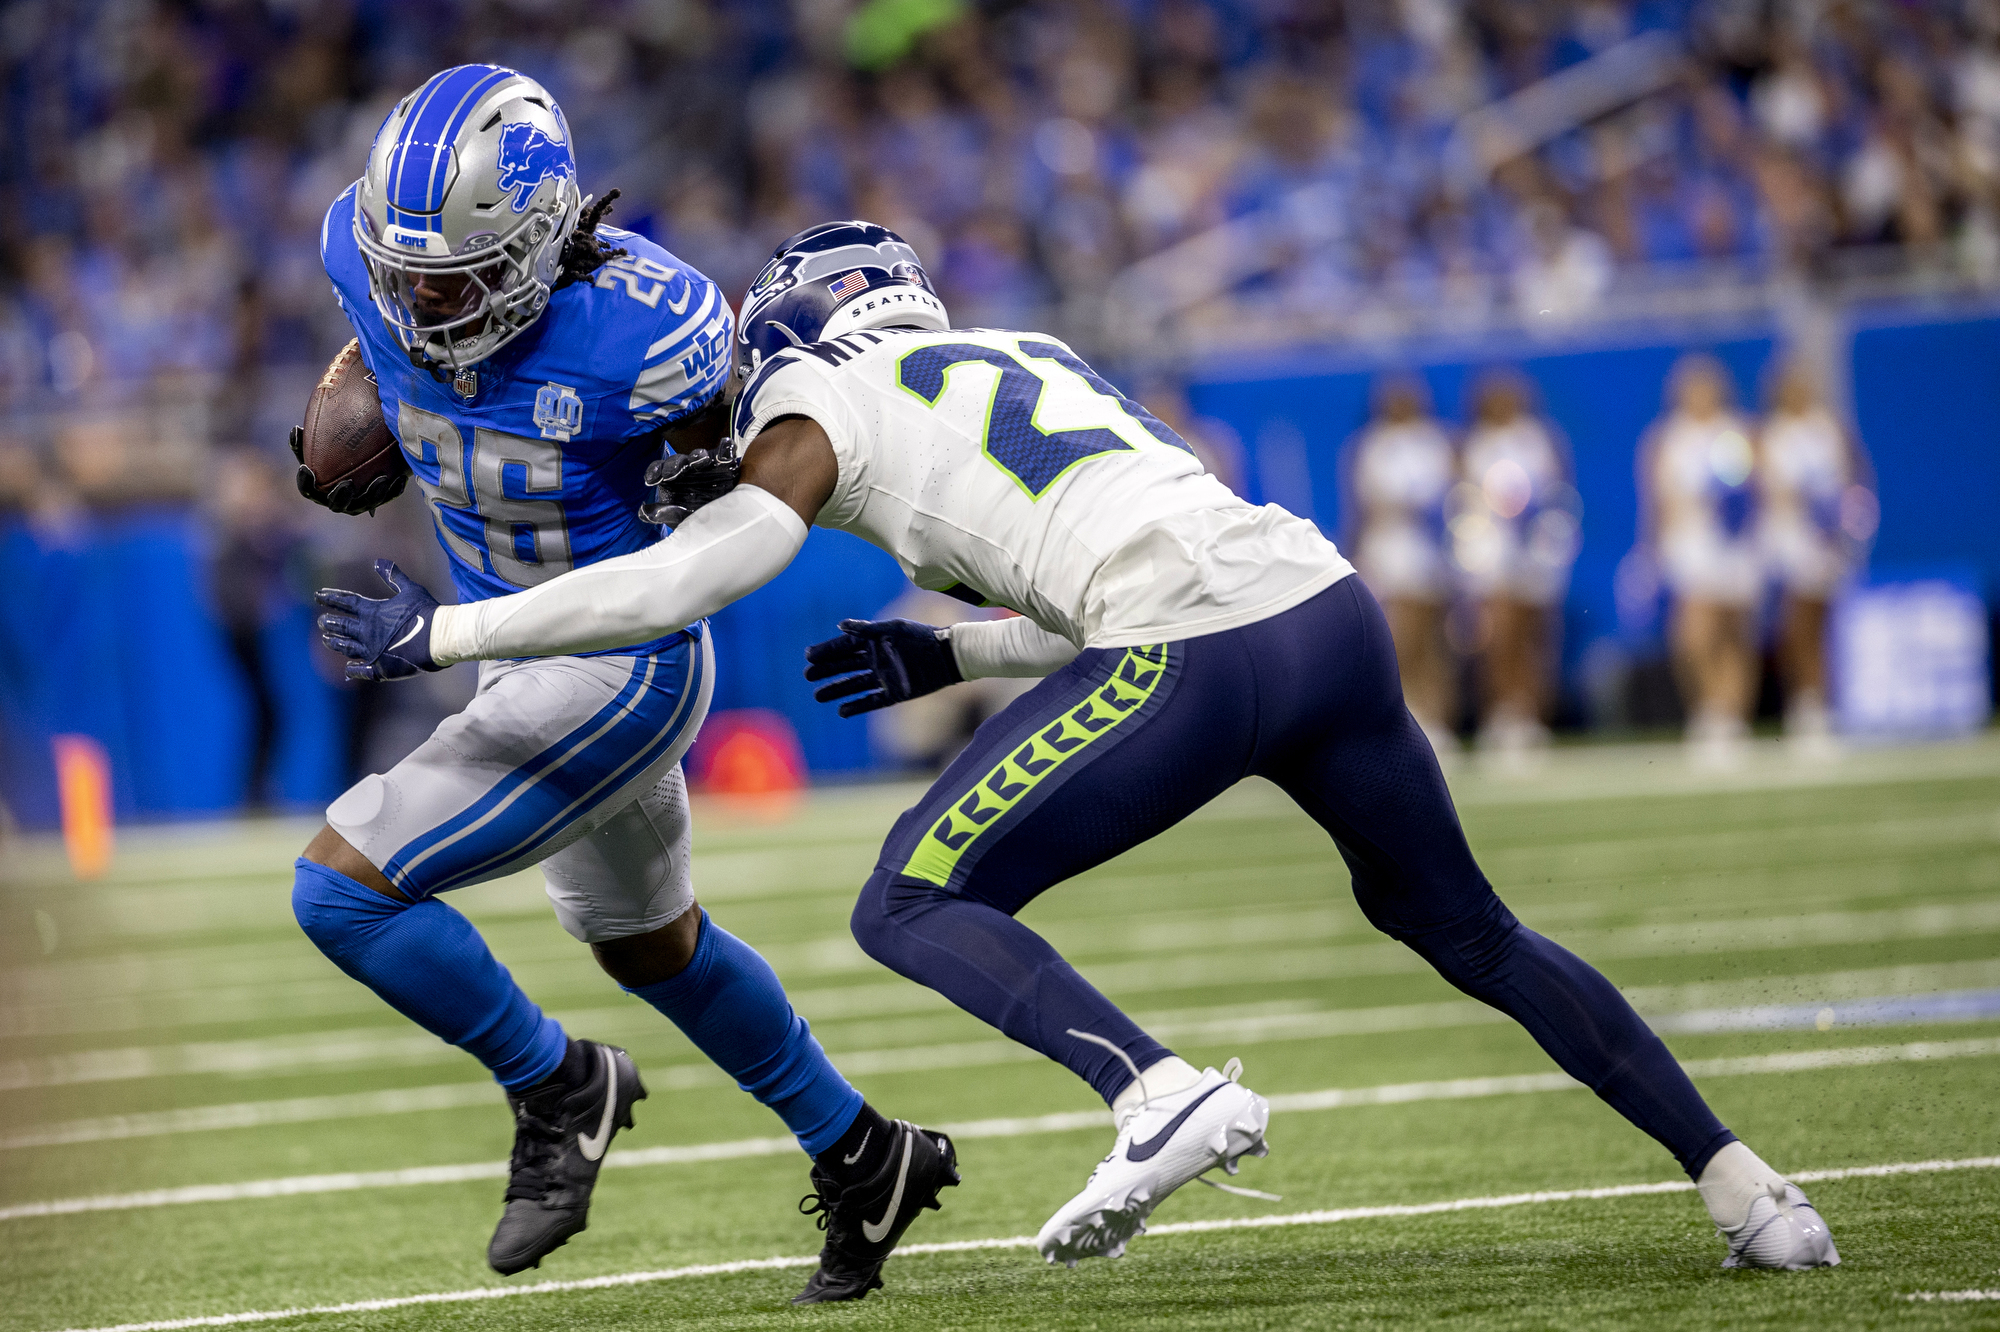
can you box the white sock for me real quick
[1697,1141,1786,1231]
[1111,1055,1203,1128]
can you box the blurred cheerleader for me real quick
[1450,371,1581,755]
[1347,376,1459,751]
[1758,361,1876,743]
[1640,355,1760,759]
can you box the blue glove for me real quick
[804,618,963,717]
[314,559,442,682]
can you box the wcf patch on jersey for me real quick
[534,382,584,441]
[679,315,730,394]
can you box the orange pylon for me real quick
[52,734,114,879]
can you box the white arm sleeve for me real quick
[948,615,1083,680]
[428,486,807,665]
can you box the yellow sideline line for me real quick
[36,1156,2000,1332]
[6,1037,1998,1221]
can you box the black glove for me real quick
[291,426,410,516]
[639,443,741,526]
[804,618,964,717]
[314,559,443,682]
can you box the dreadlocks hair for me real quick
[553,188,630,291]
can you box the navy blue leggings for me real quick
[850,576,1734,1178]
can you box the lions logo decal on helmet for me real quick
[495,122,574,214]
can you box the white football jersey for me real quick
[733,327,1352,648]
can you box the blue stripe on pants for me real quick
[384,641,705,897]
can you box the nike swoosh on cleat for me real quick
[1126,1084,1226,1163]
[843,1129,871,1166]
[861,1130,913,1244]
[576,1048,619,1162]
[387,615,425,653]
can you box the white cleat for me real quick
[1720,1180,1840,1270]
[1036,1060,1270,1267]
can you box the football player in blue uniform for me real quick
[291,69,956,1301]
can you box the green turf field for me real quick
[4,736,2000,1330]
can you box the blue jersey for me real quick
[321,182,732,654]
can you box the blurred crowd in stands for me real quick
[0,0,1954,791]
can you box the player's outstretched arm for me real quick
[316,417,842,671]
[947,616,1083,679]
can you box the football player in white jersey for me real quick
[316,222,1839,1273]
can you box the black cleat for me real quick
[487,1039,646,1275]
[792,1120,959,1304]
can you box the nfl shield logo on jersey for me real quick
[535,382,584,441]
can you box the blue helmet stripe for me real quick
[390,64,513,221]
[388,71,455,219]
[423,65,512,207]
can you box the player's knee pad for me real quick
[849,867,897,963]
[292,858,407,965]
[544,869,694,944]
[849,867,940,967]
[540,777,696,944]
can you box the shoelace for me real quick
[1064,1031,1281,1203]
[798,1179,843,1233]
[502,1105,566,1203]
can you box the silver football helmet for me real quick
[354,65,581,371]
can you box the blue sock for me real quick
[626,910,862,1155]
[292,859,567,1091]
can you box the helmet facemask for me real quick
[356,201,570,372]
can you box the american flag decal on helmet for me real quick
[827,270,869,301]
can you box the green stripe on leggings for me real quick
[902,644,1169,887]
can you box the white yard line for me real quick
[1906,1289,2000,1301]
[9,1028,1998,1154]
[0,1084,501,1151]
[18,894,2000,1016]
[15,736,1989,894]
[7,1036,1997,1221]
[18,958,2000,1093]
[9,1005,1998,1153]
[34,1155,2000,1332]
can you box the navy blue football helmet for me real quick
[735,221,950,379]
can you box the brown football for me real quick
[295,338,406,509]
